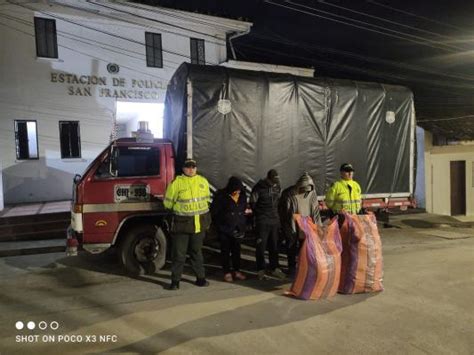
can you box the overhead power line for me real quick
[83,0,227,42]
[0,11,183,67]
[7,0,220,65]
[238,42,474,91]
[285,0,465,52]
[115,1,244,33]
[251,31,474,82]
[0,19,171,81]
[265,0,461,53]
[367,0,464,31]
[317,0,464,43]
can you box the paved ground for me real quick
[0,222,473,354]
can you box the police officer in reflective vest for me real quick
[325,163,362,215]
[164,159,212,290]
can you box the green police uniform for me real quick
[164,174,211,233]
[164,174,211,284]
[325,179,362,215]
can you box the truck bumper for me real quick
[66,225,81,256]
[82,243,112,254]
[66,226,111,255]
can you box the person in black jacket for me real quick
[211,176,248,282]
[250,169,285,280]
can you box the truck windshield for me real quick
[115,146,160,177]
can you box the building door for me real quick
[450,161,466,215]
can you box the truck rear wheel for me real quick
[119,224,167,276]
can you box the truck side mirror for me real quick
[73,174,82,184]
[110,146,118,177]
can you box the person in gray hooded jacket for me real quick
[278,172,322,275]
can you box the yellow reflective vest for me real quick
[164,174,211,233]
[325,179,362,214]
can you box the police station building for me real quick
[0,0,251,205]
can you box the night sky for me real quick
[138,0,474,139]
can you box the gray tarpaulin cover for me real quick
[164,63,414,196]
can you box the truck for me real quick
[66,63,416,275]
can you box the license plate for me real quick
[114,184,150,202]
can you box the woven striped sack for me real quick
[338,213,384,294]
[286,215,342,300]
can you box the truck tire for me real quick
[119,224,167,276]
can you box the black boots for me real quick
[167,279,209,289]
[167,280,180,290]
[195,278,210,287]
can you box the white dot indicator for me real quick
[15,321,24,330]
[50,321,59,330]
[27,321,36,330]
[39,321,47,330]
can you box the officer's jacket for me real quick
[325,179,362,214]
[164,174,211,233]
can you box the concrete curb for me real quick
[0,245,66,257]
[0,239,66,258]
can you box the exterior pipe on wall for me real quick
[228,29,251,60]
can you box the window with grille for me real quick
[59,121,81,159]
[34,17,58,58]
[190,38,205,65]
[14,120,39,160]
[145,32,163,68]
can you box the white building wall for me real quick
[0,0,251,204]
[424,131,474,216]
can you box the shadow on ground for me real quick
[1,236,381,351]
[105,291,377,353]
[52,239,294,294]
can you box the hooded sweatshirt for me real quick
[279,172,321,235]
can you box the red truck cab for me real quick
[67,135,175,275]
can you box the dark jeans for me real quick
[286,232,303,271]
[255,223,279,271]
[170,232,205,282]
[219,233,242,273]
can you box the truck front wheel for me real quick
[119,224,167,276]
